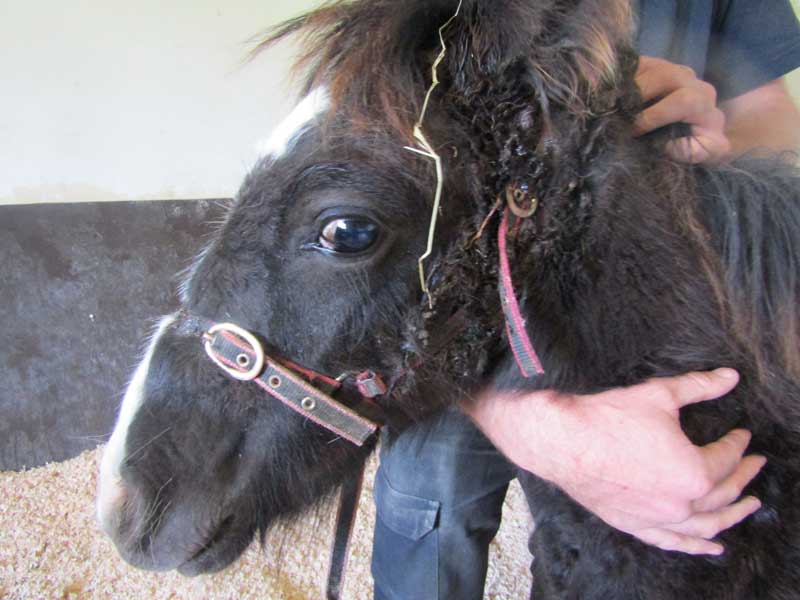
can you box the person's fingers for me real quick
[634,85,717,135]
[665,128,731,163]
[692,455,767,513]
[666,495,762,539]
[594,456,763,534]
[634,88,715,135]
[634,527,724,555]
[636,58,698,103]
[699,428,753,486]
[666,137,712,163]
[698,105,726,131]
[665,368,740,409]
[634,98,682,135]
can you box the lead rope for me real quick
[325,463,368,600]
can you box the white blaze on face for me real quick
[96,314,176,531]
[256,87,330,158]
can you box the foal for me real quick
[98,1,800,597]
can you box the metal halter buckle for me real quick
[203,322,266,381]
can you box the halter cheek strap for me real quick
[202,321,383,446]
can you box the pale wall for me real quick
[0,0,317,204]
[2,1,800,205]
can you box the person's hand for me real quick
[634,56,731,163]
[463,369,765,555]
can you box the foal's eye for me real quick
[316,218,379,255]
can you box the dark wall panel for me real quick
[0,200,225,471]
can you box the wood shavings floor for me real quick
[0,447,532,599]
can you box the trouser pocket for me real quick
[372,468,441,600]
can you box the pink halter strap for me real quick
[498,206,545,378]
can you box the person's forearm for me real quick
[461,388,574,482]
[722,79,800,157]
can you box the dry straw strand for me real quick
[405,0,464,306]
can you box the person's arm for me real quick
[721,78,800,156]
[634,56,800,162]
[462,369,765,555]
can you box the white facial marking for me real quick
[256,87,330,158]
[97,314,177,531]
[178,241,214,304]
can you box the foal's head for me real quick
[97,0,636,574]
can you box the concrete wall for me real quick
[2,1,800,206]
[0,0,317,205]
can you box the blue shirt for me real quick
[637,0,800,100]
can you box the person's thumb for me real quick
[668,368,740,409]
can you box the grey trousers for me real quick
[371,407,517,600]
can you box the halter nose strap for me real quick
[202,320,382,446]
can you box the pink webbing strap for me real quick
[498,207,545,378]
